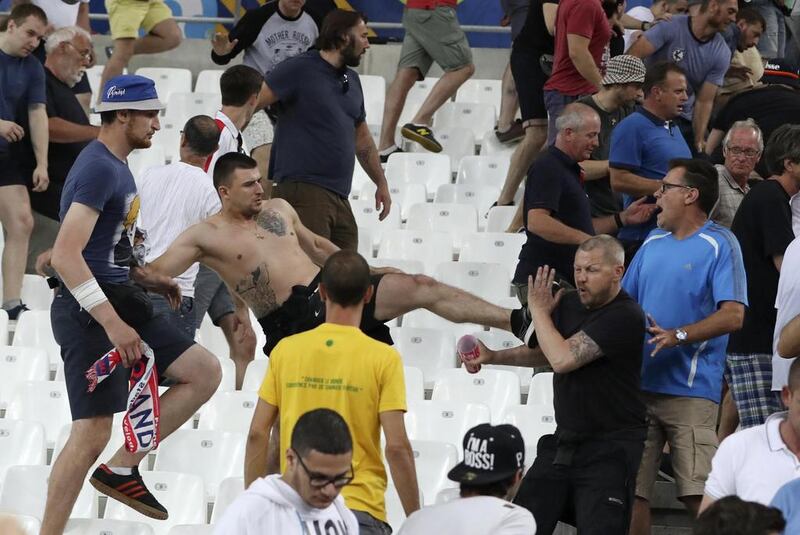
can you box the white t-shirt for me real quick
[773,236,800,391]
[214,475,359,535]
[33,0,89,30]
[205,110,249,177]
[397,496,536,535]
[704,412,800,505]
[623,7,654,52]
[136,161,221,297]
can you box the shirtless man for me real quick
[150,153,529,353]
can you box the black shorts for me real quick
[0,152,27,187]
[257,274,392,355]
[513,432,644,534]
[510,46,549,122]
[51,287,196,420]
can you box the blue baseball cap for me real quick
[95,74,164,113]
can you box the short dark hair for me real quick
[320,250,371,307]
[183,115,220,157]
[643,62,686,96]
[668,158,719,215]
[316,9,367,51]
[8,3,47,26]
[764,124,800,176]
[213,152,258,190]
[220,65,263,107]
[737,7,766,28]
[291,409,353,457]
[694,496,785,535]
[460,474,518,499]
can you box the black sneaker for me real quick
[90,464,169,520]
[380,146,404,164]
[511,306,534,345]
[5,303,29,321]
[401,123,442,153]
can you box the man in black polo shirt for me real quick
[473,235,647,534]
[15,25,99,272]
[513,102,656,303]
[258,9,391,251]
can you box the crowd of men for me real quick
[4,0,800,533]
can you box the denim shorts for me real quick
[150,294,196,339]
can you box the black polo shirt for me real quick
[17,67,92,220]
[514,145,594,284]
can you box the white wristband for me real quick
[71,278,108,311]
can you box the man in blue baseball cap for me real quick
[40,74,223,535]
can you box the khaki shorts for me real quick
[105,0,174,40]
[399,6,473,78]
[635,393,719,500]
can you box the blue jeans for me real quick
[544,90,585,145]
[352,510,392,535]
[752,0,786,59]
[150,294,197,339]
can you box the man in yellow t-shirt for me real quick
[245,250,421,535]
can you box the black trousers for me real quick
[513,433,644,535]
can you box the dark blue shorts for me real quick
[52,287,196,420]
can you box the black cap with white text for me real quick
[447,423,525,485]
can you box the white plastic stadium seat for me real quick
[527,372,555,407]
[0,346,49,409]
[358,226,375,259]
[167,525,214,535]
[148,120,181,163]
[86,65,127,95]
[165,92,221,126]
[128,147,167,181]
[360,181,427,222]
[434,184,501,221]
[194,69,224,94]
[503,404,556,464]
[385,153,451,198]
[376,229,453,275]
[398,77,439,127]
[431,368,521,423]
[360,74,386,127]
[349,199,402,249]
[5,381,71,447]
[20,274,53,310]
[405,203,478,250]
[209,476,244,523]
[0,465,97,520]
[405,400,491,445]
[0,310,8,346]
[480,128,516,158]
[433,261,510,302]
[403,366,425,401]
[437,127,476,173]
[434,102,496,142]
[459,232,526,274]
[197,316,230,361]
[12,310,60,369]
[408,440,458,505]
[241,359,269,391]
[0,420,47,490]
[153,430,246,501]
[471,330,531,391]
[391,327,457,389]
[103,471,205,535]
[485,206,518,233]
[197,391,258,433]
[456,155,511,189]
[371,258,426,276]
[401,308,482,341]
[455,79,503,111]
[134,68,192,104]
[64,519,156,535]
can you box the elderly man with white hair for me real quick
[710,119,763,228]
[16,25,98,272]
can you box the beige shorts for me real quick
[399,6,473,78]
[105,0,174,40]
[635,393,719,500]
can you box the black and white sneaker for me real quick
[90,464,169,520]
[511,307,535,345]
[401,123,442,153]
[379,146,404,164]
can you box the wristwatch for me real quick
[675,328,688,343]
[641,21,652,31]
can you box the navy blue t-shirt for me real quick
[60,141,139,283]
[267,50,366,198]
[514,146,594,284]
[0,49,46,154]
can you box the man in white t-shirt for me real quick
[699,358,800,513]
[398,423,536,535]
[137,115,222,336]
[772,216,800,392]
[215,408,359,535]
[623,0,689,51]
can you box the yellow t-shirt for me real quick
[259,323,407,522]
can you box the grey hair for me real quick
[44,26,91,55]
[723,118,764,153]
[555,103,597,133]
[577,235,625,266]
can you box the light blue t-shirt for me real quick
[622,221,748,402]
[609,108,692,241]
[642,15,731,120]
[771,478,800,535]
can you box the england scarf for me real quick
[85,343,161,453]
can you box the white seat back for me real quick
[64,519,156,535]
[377,229,453,275]
[431,368,521,423]
[197,391,258,433]
[134,68,192,104]
[433,261,510,302]
[0,464,97,520]
[391,327,456,389]
[209,476,244,524]
[385,153,452,197]
[0,346,49,409]
[405,400,491,444]
[5,381,70,447]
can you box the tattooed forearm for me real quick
[567,331,604,367]
[355,144,375,166]
[256,210,287,237]
[234,262,278,317]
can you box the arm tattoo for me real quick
[355,144,375,166]
[567,331,604,368]
[256,210,287,237]
[234,262,278,317]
